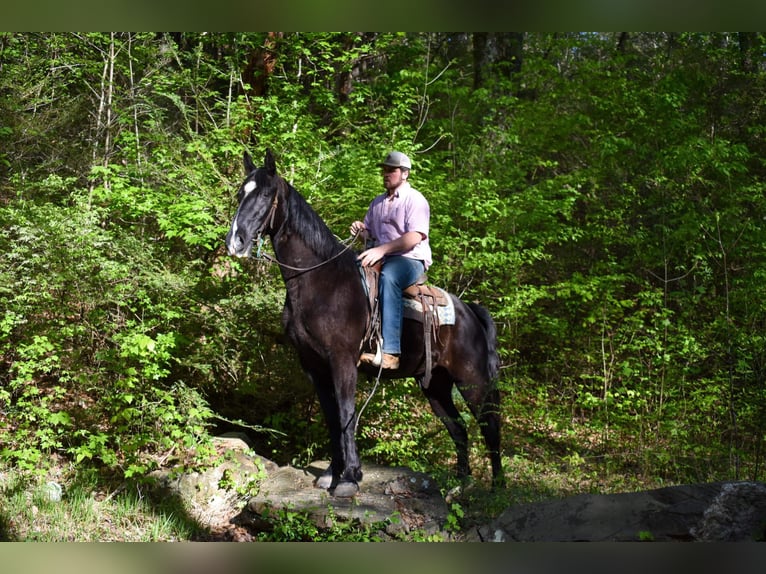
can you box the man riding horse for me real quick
[351,151,431,371]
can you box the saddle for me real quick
[359,263,448,389]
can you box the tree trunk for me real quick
[472,32,524,91]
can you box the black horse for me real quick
[226,149,503,497]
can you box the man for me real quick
[350,151,432,370]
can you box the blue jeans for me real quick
[379,256,425,355]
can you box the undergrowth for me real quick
[0,465,207,542]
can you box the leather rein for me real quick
[252,186,361,273]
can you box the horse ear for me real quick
[243,150,256,174]
[264,148,277,176]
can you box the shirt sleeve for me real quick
[405,192,430,238]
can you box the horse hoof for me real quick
[314,473,334,490]
[332,481,359,498]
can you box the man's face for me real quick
[382,166,406,192]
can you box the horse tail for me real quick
[467,302,500,381]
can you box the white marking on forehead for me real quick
[243,180,257,195]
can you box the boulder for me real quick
[468,481,766,542]
[148,436,449,540]
[236,460,449,539]
[148,435,276,532]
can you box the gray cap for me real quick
[379,151,411,170]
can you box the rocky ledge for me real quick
[148,435,766,542]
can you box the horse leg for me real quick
[301,357,361,496]
[309,371,343,490]
[455,378,505,488]
[420,371,470,480]
[330,359,363,498]
[478,388,505,488]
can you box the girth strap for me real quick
[420,291,433,389]
[358,264,382,352]
[408,286,442,389]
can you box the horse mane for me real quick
[280,176,348,262]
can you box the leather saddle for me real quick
[358,263,446,388]
[359,264,445,322]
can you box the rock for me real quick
[236,461,449,539]
[691,482,766,541]
[216,432,256,449]
[468,481,766,542]
[42,481,62,502]
[147,436,450,540]
[148,436,274,529]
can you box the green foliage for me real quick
[0,178,216,477]
[254,505,386,542]
[444,502,465,533]
[356,378,455,473]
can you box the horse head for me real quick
[226,149,283,258]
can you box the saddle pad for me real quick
[403,286,456,325]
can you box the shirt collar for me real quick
[387,181,409,199]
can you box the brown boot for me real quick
[359,352,400,370]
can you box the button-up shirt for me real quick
[363,182,432,269]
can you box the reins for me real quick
[253,186,362,273]
[255,232,361,273]
[355,362,383,433]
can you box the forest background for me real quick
[1,32,765,515]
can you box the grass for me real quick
[0,464,208,542]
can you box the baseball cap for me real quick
[379,151,412,170]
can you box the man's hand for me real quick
[350,221,366,237]
[357,246,386,267]
[356,231,423,267]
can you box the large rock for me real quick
[468,481,766,542]
[236,460,449,539]
[148,435,766,542]
[148,434,277,532]
[148,435,449,540]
